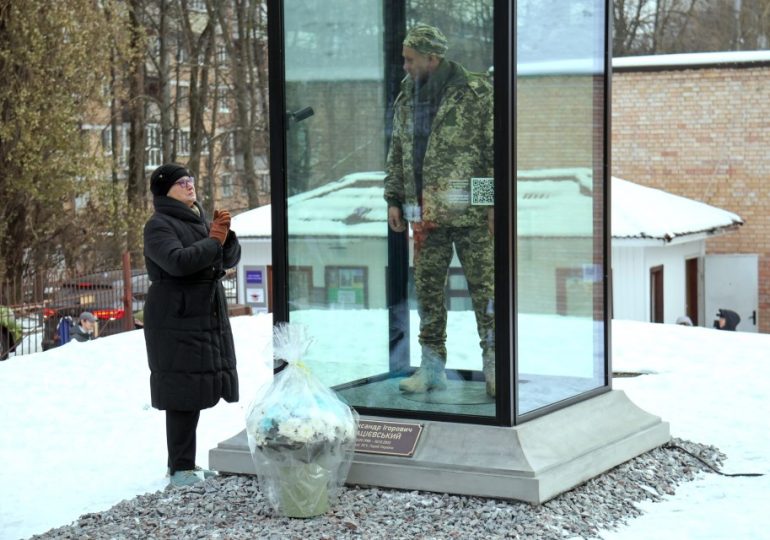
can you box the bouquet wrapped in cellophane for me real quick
[245,323,358,518]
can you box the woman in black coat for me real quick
[143,163,241,487]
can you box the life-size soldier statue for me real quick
[384,24,496,396]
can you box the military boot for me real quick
[483,350,496,397]
[399,348,447,393]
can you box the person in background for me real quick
[143,163,241,488]
[70,311,97,342]
[675,315,693,326]
[384,23,495,396]
[714,308,741,331]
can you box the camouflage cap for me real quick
[403,23,448,57]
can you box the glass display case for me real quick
[268,0,610,426]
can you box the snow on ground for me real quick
[1,315,768,540]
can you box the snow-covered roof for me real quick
[520,49,770,77]
[611,175,742,242]
[232,169,743,244]
[518,168,743,243]
[613,50,770,71]
[232,172,387,238]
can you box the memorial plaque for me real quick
[355,420,423,457]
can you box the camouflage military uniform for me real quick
[384,55,495,392]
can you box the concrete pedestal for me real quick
[209,390,670,504]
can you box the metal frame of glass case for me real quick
[266,0,613,427]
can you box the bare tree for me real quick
[125,0,149,259]
[614,0,770,56]
[158,0,173,161]
[214,0,267,209]
[613,0,701,56]
[179,0,215,185]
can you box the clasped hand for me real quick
[209,209,231,245]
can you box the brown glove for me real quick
[209,209,231,245]
[213,209,231,228]
[209,222,228,245]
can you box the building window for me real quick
[224,131,235,154]
[217,88,230,113]
[257,172,270,192]
[74,194,89,211]
[176,85,189,105]
[120,124,129,167]
[217,44,228,65]
[176,36,189,63]
[178,130,190,156]
[101,127,112,155]
[325,266,368,309]
[220,131,233,167]
[189,0,206,12]
[146,124,161,169]
[222,173,233,198]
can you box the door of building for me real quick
[704,254,758,332]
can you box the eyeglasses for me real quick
[174,176,195,188]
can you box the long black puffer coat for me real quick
[143,197,241,411]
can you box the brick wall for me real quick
[517,75,599,170]
[517,74,608,321]
[612,64,770,331]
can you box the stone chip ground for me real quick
[30,439,723,540]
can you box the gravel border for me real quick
[30,439,724,540]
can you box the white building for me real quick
[231,169,743,328]
[611,175,744,329]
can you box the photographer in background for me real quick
[70,311,97,342]
[714,309,740,331]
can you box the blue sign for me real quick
[246,270,263,284]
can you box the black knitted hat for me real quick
[150,163,190,196]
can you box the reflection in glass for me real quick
[282,0,496,419]
[283,0,389,394]
[516,0,607,415]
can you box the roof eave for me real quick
[612,222,742,246]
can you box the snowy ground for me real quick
[0,314,768,540]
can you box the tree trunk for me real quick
[127,0,147,257]
[181,2,214,182]
[216,0,260,209]
[159,0,173,162]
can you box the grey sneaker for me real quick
[169,470,203,487]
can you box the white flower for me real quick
[295,423,316,442]
[244,323,357,448]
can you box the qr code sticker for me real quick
[471,177,494,205]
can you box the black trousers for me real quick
[166,410,200,474]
